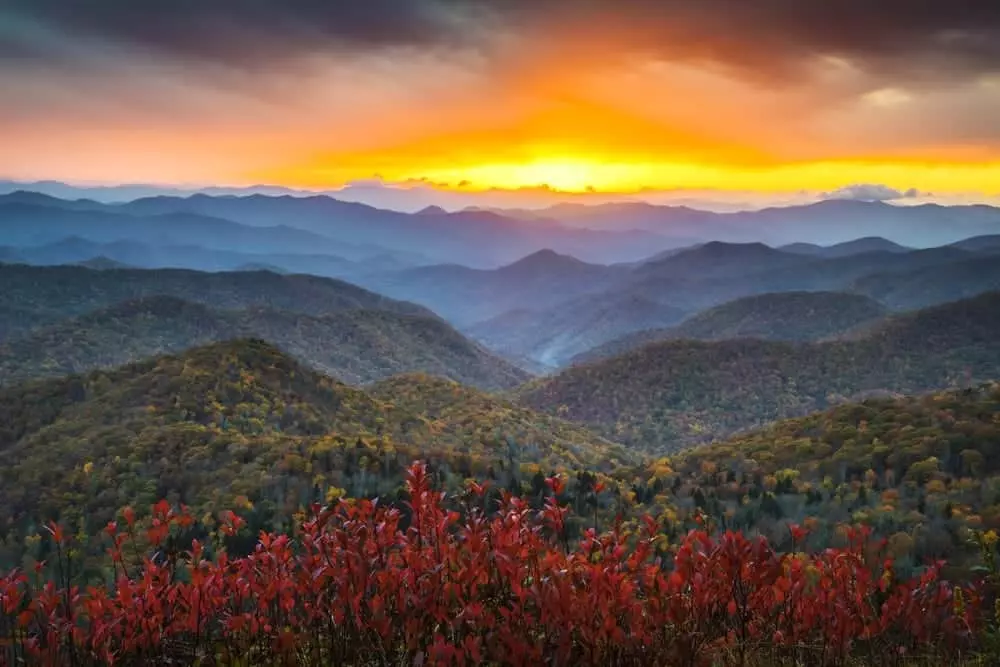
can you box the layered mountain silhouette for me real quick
[575,291,888,363]
[6,191,1000,272]
[517,292,1000,451]
[467,293,687,368]
[0,295,528,390]
[0,263,430,340]
[364,249,625,325]
[780,237,912,257]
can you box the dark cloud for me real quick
[0,0,476,64]
[823,184,923,202]
[2,0,999,82]
[496,0,1000,83]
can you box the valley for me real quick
[7,5,1000,661]
[2,188,1000,665]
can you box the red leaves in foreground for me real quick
[0,463,981,666]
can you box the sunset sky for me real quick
[2,1,1000,204]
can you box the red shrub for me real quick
[0,462,981,666]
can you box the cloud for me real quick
[2,1,999,84]
[822,184,923,202]
[0,1,479,65]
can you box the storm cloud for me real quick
[2,0,1000,83]
[1,1,998,192]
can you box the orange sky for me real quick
[2,2,1000,201]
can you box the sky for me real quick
[2,1,1000,207]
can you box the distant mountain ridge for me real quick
[531,198,1000,247]
[4,190,1000,271]
[0,263,433,341]
[9,191,685,267]
[780,237,912,257]
[364,249,625,325]
[575,291,888,363]
[467,293,688,368]
[517,291,1000,451]
[0,295,529,390]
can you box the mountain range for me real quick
[0,191,686,267]
[5,189,1000,372]
[516,291,1000,451]
[522,199,1000,247]
[5,191,1000,273]
[0,262,432,341]
[0,339,630,537]
[0,295,527,390]
[3,185,1000,595]
[573,291,889,362]
[434,239,1000,366]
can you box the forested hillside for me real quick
[576,291,886,361]
[0,263,430,341]
[519,292,1000,450]
[0,340,628,568]
[658,383,1000,571]
[852,255,1000,310]
[0,295,527,390]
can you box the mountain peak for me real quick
[501,248,586,271]
[678,241,781,260]
[416,205,448,216]
[703,240,771,251]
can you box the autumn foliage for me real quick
[0,463,983,666]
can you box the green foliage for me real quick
[577,291,887,360]
[519,291,1000,451]
[0,340,627,568]
[0,295,528,390]
[0,262,429,341]
[655,383,1000,573]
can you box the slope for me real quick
[369,374,631,470]
[634,383,1000,566]
[0,340,627,557]
[517,292,1000,452]
[0,201,353,257]
[0,296,528,390]
[780,237,912,257]
[852,255,1000,310]
[575,291,888,363]
[467,293,688,367]
[365,249,624,325]
[0,263,431,340]
[676,382,1000,483]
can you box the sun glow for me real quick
[423,157,646,193]
[368,156,1000,196]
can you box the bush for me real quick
[0,463,982,666]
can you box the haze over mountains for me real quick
[3,185,1000,642]
[5,190,1000,270]
[0,294,527,390]
[4,189,1000,374]
[8,0,1000,658]
[519,291,1000,451]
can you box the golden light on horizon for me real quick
[4,1,1000,206]
[256,153,1000,196]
